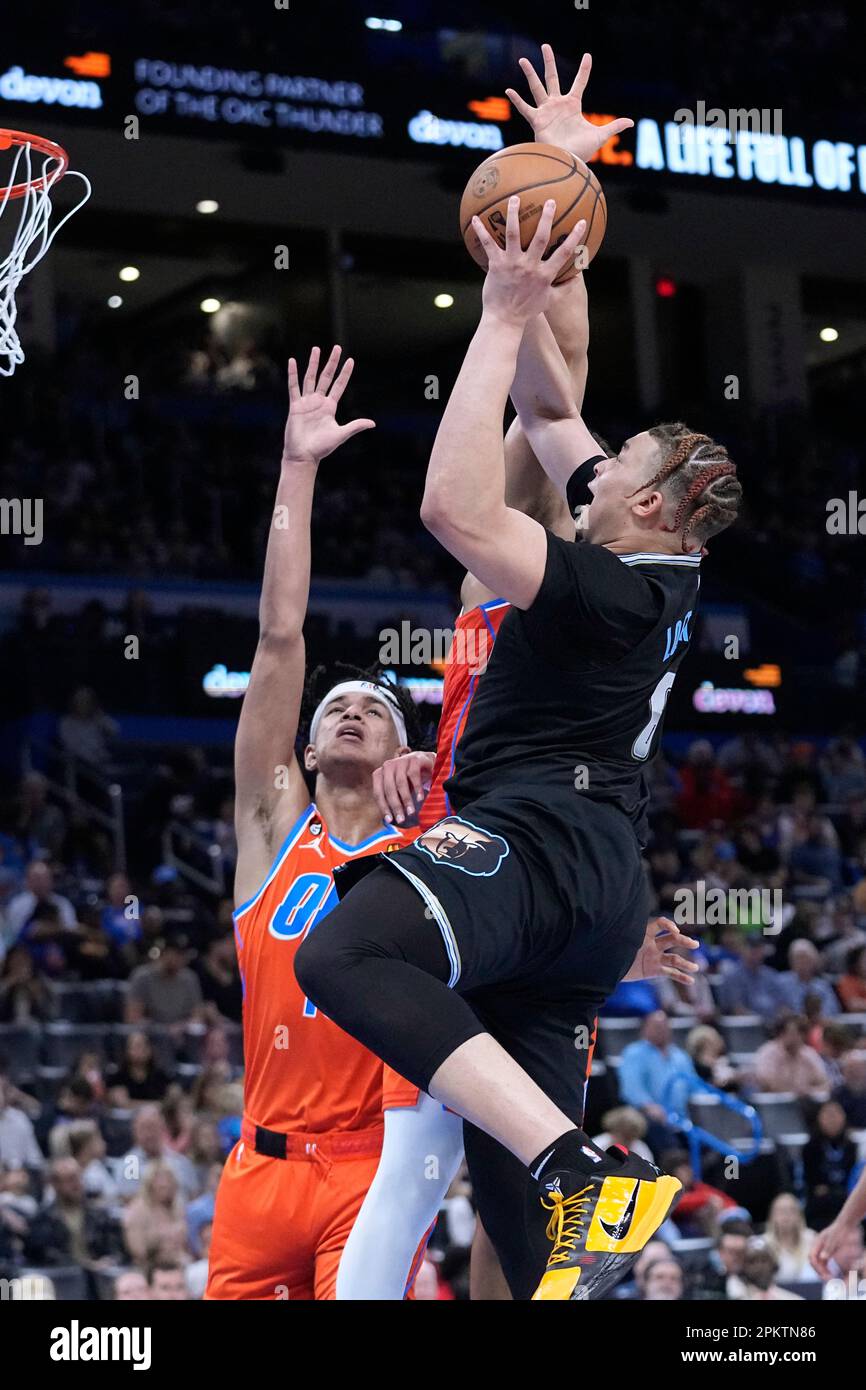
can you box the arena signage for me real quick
[634,118,866,194]
[692,681,776,715]
[132,58,385,139]
[0,64,103,110]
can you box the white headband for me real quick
[309,680,408,747]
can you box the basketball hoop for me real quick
[0,129,91,376]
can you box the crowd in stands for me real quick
[1,709,866,1299]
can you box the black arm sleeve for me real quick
[566,454,606,520]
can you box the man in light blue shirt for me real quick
[618,1011,698,1154]
[717,937,789,1018]
[779,939,840,1017]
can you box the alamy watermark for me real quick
[0,497,43,544]
[673,880,783,934]
[673,103,784,139]
[379,621,488,671]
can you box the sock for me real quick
[528,1127,612,1182]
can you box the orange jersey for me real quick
[234,804,414,1134]
[420,599,511,831]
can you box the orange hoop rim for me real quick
[0,128,69,200]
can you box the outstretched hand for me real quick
[506,45,633,164]
[282,346,375,467]
[474,197,587,328]
[626,917,700,985]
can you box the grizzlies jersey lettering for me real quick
[446,531,701,843]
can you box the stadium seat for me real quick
[43,1022,112,1069]
[597,1017,642,1059]
[669,1236,715,1272]
[0,1023,40,1082]
[719,1015,767,1053]
[687,1092,755,1146]
[753,1092,807,1140]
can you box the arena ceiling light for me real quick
[434,293,454,309]
[200,297,221,314]
[365,17,402,31]
[196,199,219,214]
[107,295,122,309]
[118,266,140,282]
[819,326,839,342]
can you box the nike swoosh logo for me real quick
[530,1147,557,1181]
[599,1182,640,1240]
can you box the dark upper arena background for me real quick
[0,0,864,1303]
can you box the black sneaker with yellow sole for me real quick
[529,1142,681,1301]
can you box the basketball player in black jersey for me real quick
[296,171,742,1301]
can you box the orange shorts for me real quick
[207,1123,389,1301]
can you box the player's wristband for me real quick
[566,455,606,520]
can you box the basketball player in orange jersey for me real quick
[335,48,699,1302]
[206,345,432,1301]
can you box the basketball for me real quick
[459,142,607,284]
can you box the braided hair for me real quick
[630,422,742,552]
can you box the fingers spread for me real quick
[518,56,547,105]
[287,357,300,402]
[504,196,522,253]
[570,51,592,101]
[504,86,535,123]
[329,356,355,402]
[317,344,343,395]
[540,43,561,97]
[302,345,321,393]
[529,199,556,258]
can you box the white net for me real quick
[0,137,91,377]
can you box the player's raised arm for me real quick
[420,199,585,610]
[234,347,375,903]
[510,306,601,497]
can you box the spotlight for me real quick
[200,298,222,314]
[434,293,454,309]
[107,295,123,309]
[119,266,140,283]
[819,326,839,343]
[196,199,219,215]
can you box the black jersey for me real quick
[445,528,701,843]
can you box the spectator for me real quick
[61,1120,118,1203]
[764,1192,818,1282]
[193,933,242,1024]
[14,772,66,860]
[686,1025,739,1090]
[640,1255,684,1301]
[676,741,737,829]
[25,1157,124,1268]
[126,936,204,1028]
[779,939,840,1017]
[617,1012,698,1152]
[734,1238,803,1301]
[802,1101,858,1229]
[694,1218,753,1299]
[119,1105,198,1200]
[58,686,119,767]
[655,959,716,1020]
[833,1050,866,1128]
[147,1257,190,1301]
[114,1268,151,1300]
[3,861,76,951]
[592,1106,654,1164]
[751,1015,830,1099]
[789,814,843,894]
[663,1150,738,1236]
[100,873,141,951]
[185,1218,212,1299]
[122,1161,190,1267]
[717,936,789,1019]
[109,1032,171,1106]
[0,945,53,1023]
[836,945,866,1013]
[0,1073,43,1170]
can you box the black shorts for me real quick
[376,787,647,1299]
[380,787,648,1006]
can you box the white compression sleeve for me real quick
[336,1093,465,1300]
